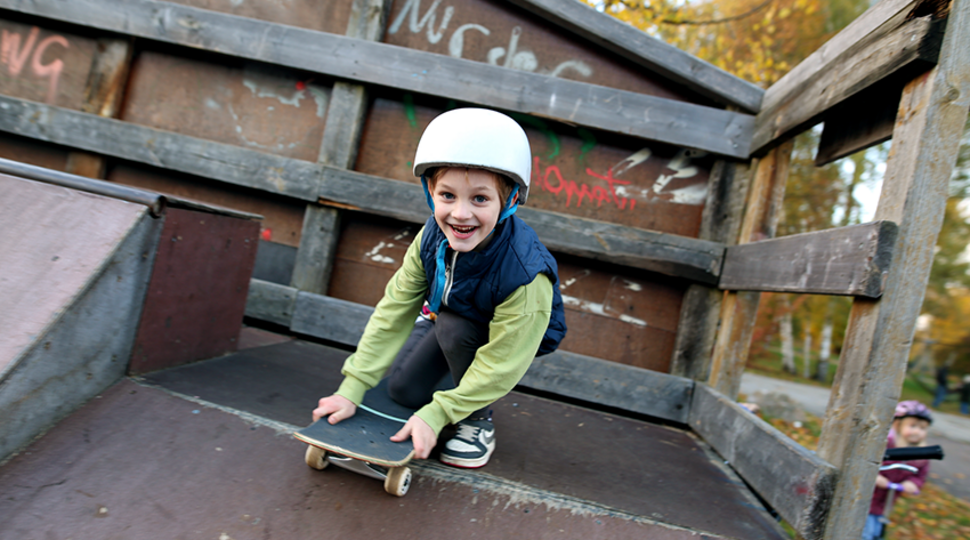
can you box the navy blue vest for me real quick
[419,215,566,356]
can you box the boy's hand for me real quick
[391,415,436,459]
[312,394,356,424]
[875,474,890,489]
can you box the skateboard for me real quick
[294,379,419,497]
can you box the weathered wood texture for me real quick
[689,384,838,540]
[670,158,753,380]
[707,140,793,398]
[0,93,728,283]
[246,278,694,422]
[817,1,970,537]
[814,82,901,166]
[504,0,764,112]
[753,14,944,155]
[65,37,133,179]
[761,0,917,114]
[520,350,694,424]
[291,0,391,294]
[0,0,755,158]
[719,220,898,297]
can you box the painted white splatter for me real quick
[623,280,642,292]
[365,242,396,265]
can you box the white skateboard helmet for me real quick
[413,108,533,205]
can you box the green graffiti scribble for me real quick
[510,113,559,161]
[403,93,418,129]
[446,100,458,110]
[577,128,597,163]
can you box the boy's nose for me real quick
[452,199,473,219]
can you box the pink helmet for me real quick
[894,400,933,424]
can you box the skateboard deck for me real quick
[294,379,418,468]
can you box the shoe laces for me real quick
[455,422,485,441]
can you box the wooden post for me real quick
[64,37,133,178]
[817,1,969,538]
[670,158,752,380]
[707,139,794,398]
[290,0,391,293]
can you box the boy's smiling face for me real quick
[431,167,508,252]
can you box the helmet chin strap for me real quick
[420,175,435,212]
[498,185,519,223]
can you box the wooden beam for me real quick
[816,0,970,537]
[670,157,753,381]
[719,220,898,297]
[707,140,793,399]
[0,95,724,282]
[504,0,764,113]
[762,0,918,113]
[0,0,755,158]
[65,36,133,179]
[814,84,900,166]
[291,0,391,294]
[689,384,838,540]
[519,351,694,424]
[0,95,322,201]
[249,278,694,423]
[752,15,944,155]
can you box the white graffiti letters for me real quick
[389,0,591,80]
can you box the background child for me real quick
[861,400,932,540]
[312,108,566,468]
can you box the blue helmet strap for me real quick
[498,185,520,223]
[427,238,449,314]
[420,175,435,213]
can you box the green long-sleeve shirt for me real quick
[335,226,553,435]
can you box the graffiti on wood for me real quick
[0,26,68,103]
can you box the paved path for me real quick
[741,372,970,502]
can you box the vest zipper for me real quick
[442,250,459,308]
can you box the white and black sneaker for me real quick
[439,418,495,468]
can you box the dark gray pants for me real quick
[386,308,491,421]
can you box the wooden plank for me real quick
[289,289,374,345]
[814,84,900,166]
[719,220,898,297]
[0,95,321,201]
[291,0,391,294]
[518,207,724,284]
[65,36,133,179]
[707,140,793,398]
[752,15,944,154]
[0,95,725,282]
[244,279,297,327]
[504,0,764,113]
[689,384,838,540]
[816,0,970,537]
[0,0,755,158]
[519,350,694,424]
[670,157,753,380]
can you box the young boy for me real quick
[861,400,932,540]
[312,108,566,468]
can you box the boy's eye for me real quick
[438,191,455,200]
[474,195,489,204]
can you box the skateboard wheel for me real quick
[384,466,411,497]
[305,445,329,470]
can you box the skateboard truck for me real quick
[304,444,412,497]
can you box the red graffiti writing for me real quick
[0,26,69,104]
[532,157,636,211]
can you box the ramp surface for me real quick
[134,338,787,539]
[0,174,150,374]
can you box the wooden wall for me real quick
[0,0,728,372]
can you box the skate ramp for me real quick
[0,173,163,460]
